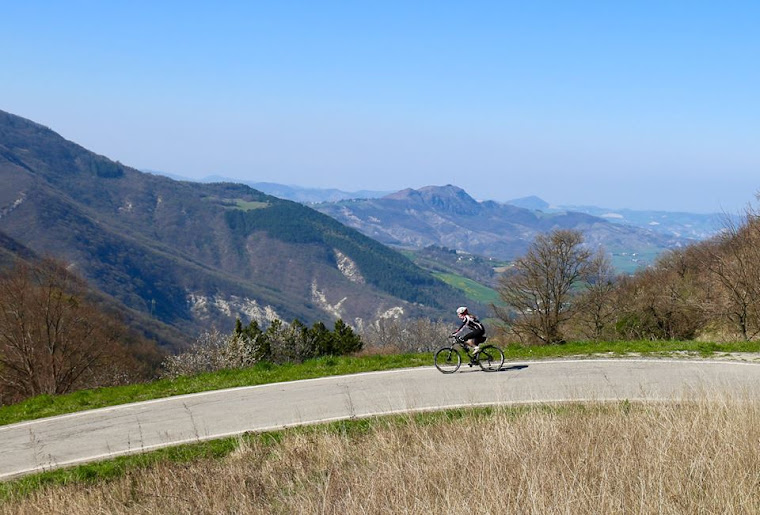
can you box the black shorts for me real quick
[459,328,486,344]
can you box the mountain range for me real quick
[0,110,470,350]
[177,175,727,243]
[154,173,725,271]
[312,185,691,271]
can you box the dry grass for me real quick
[3,398,759,514]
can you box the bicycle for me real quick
[434,335,504,373]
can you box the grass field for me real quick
[231,199,269,211]
[433,271,501,304]
[609,249,662,274]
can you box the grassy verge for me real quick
[0,353,430,427]
[0,432,257,502]
[501,338,760,360]
[1,339,758,428]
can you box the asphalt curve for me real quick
[1,359,759,481]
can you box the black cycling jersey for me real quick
[455,314,486,343]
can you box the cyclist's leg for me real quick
[458,329,479,351]
[464,330,485,353]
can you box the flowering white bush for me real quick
[160,329,262,379]
[362,318,452,353]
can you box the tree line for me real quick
[494,201,760,344]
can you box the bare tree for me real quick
[702,209,760,340]
[608,245,711,341]
[573,250,618,341]
[0,259,125,400]
[496,230,592,344]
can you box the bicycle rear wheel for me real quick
[476,345,504,372]
[434,347,461,373]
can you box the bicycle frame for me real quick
[449,335,477,358]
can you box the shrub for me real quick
[160,329,261,379]
[161,318,365,378]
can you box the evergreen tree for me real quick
[309,321,333,356]
[332,319,362,354]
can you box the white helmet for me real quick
[456,306,468,316]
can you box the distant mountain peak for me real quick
[418,184,468,196]
[383,185,480,215]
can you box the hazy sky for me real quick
[2,2,758,213]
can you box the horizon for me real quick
[2,3,758,214]
[147,169,736,216]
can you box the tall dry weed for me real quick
[3,398,759,514]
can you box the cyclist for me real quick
[452,306,486,354]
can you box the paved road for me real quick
[1,359,759,481]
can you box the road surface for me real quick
[1,358,759,481]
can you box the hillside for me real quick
[402,246,502,287]
[313,185,686,265]
[0,110,469,349]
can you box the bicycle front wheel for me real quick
[476,345,504,372]
[434,347,461,373]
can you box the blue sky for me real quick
[2,1,758,213]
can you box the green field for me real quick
[433,272,501,304]
[231,199,270,211]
